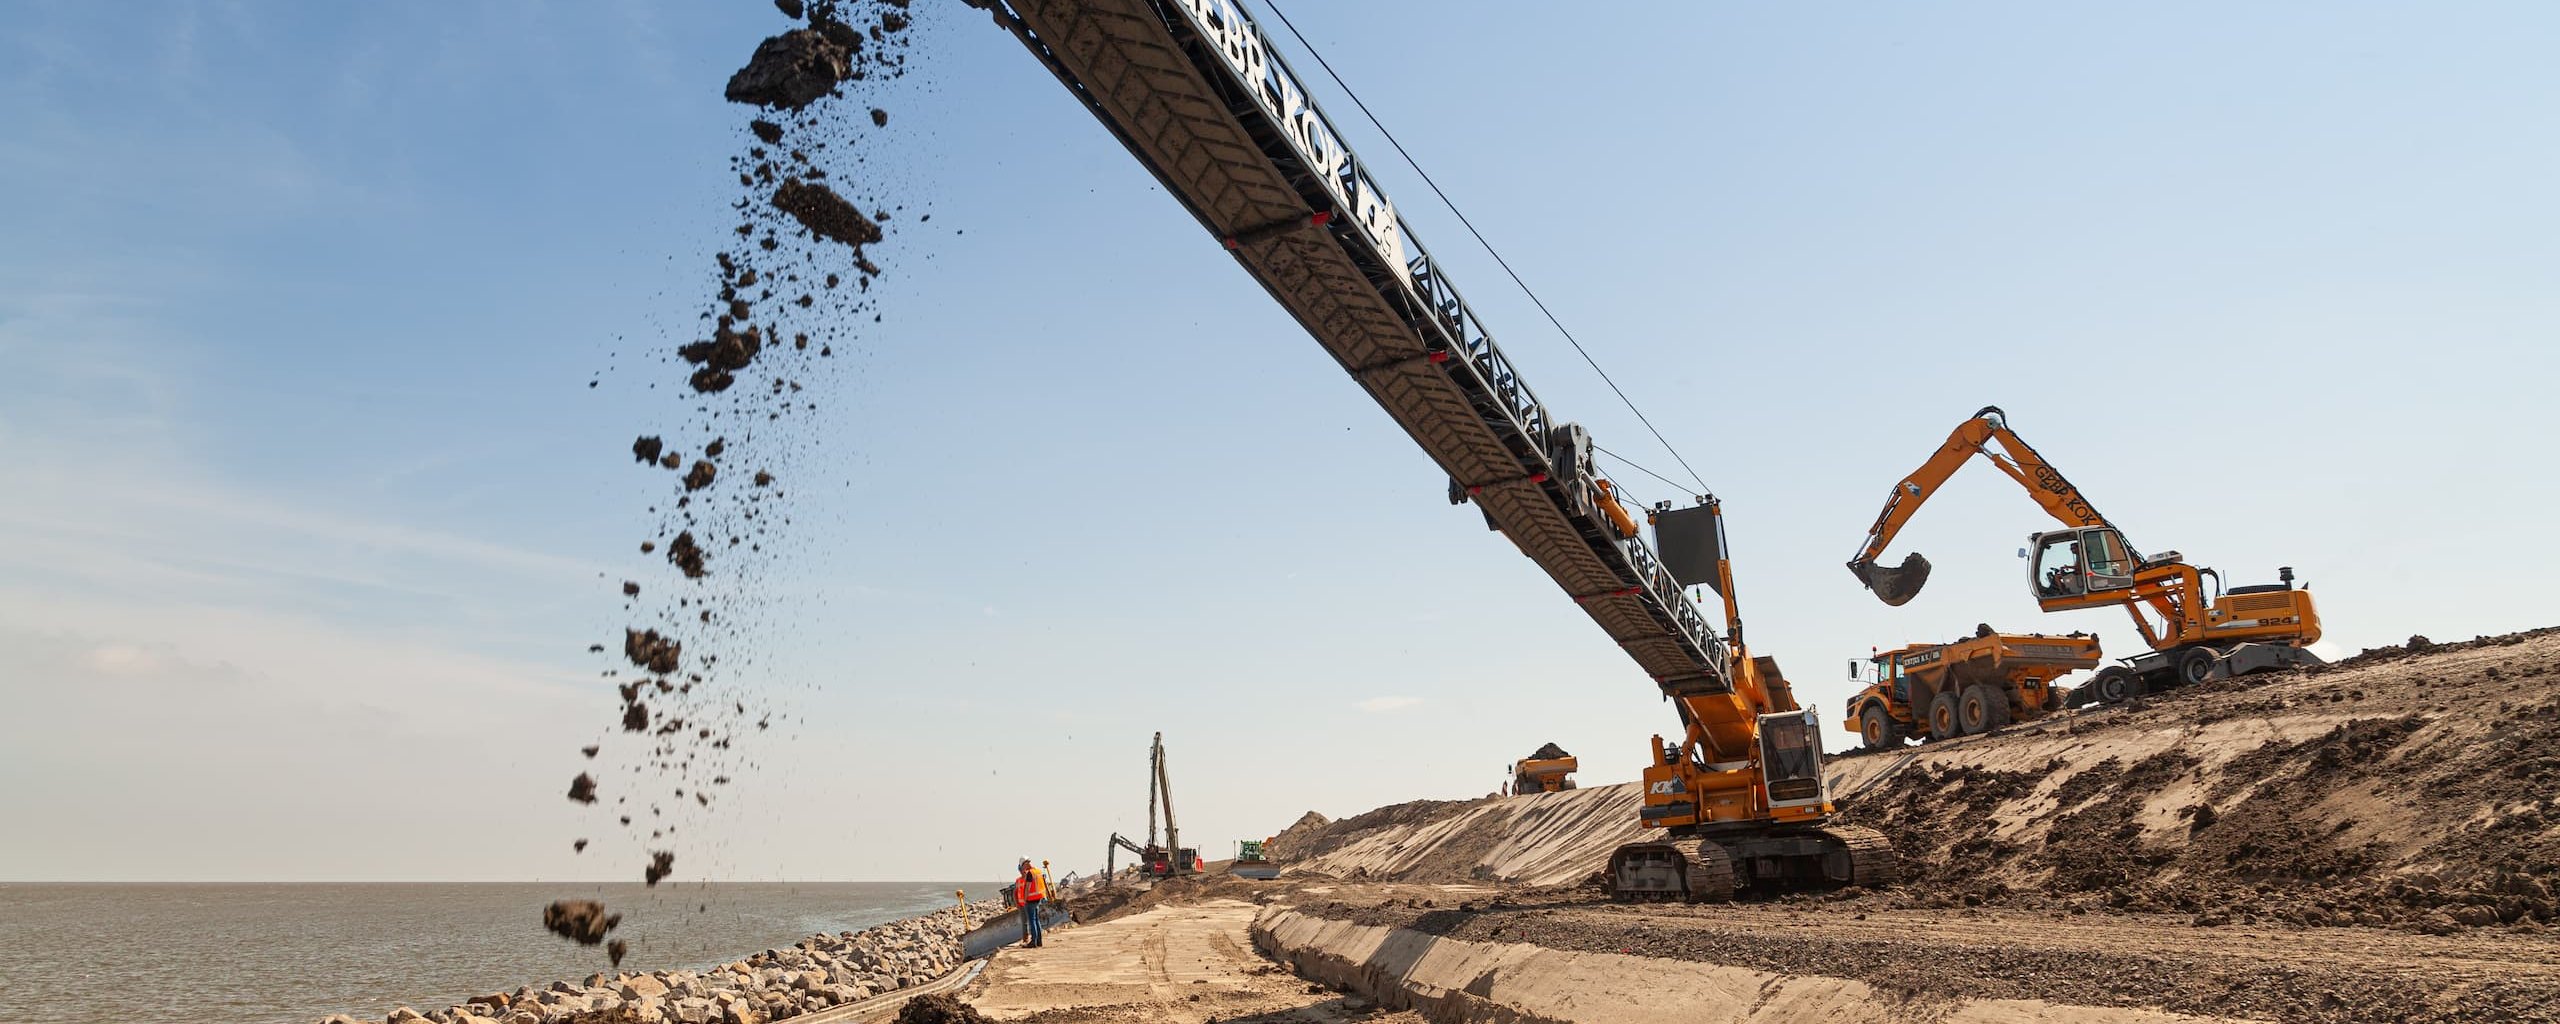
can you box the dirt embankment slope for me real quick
[1268,784,1646,887]
[1267,628,2560,933]
[1236,630,2560,1024]
[1833,626,2560,930]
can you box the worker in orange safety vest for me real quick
[1016,857,1049,947]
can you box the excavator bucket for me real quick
[1851,552,1932,607]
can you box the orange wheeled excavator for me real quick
[1848,406,2323,701]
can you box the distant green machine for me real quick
[1233,838,1280,881]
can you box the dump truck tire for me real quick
[1927,692,1961,739]
[1958,685,2011,735]
[1859,704,1905,749]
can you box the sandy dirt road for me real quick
[958,897,1418,1023]
[1285,884,2560,1023]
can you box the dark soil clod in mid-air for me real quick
[567,773,599,804]
[666,532,707,578]
[645,850,676,887]
[543,900,622,946]
[773,178,883,248]
[624,629,683,674]
[724,29,852,111]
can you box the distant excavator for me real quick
[1104,732,1199,884]
[1848,406,2323,699]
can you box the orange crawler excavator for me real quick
[1848,407,2323,701]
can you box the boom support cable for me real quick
[1263,0,1713,496]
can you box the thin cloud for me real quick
[1356,696,1422,713]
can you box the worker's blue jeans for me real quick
[1023,898,1045,945]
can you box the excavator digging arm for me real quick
[1846,406,2111,605]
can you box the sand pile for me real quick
[1835,626,2560,931]
[550,0,923,963]
[1261,788,1648,888]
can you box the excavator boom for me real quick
[1848,406,2107,605]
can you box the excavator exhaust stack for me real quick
[1852,552,1933,607]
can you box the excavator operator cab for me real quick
[1756,709,1828,810]
[2028,527,2135,605]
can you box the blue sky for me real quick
[2,1,2552,882]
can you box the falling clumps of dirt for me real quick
[678,321,763,395]
[543,899,622,946]
[567,773,598,804]
[724,29,852,111]
[773,178,883,247]
[562,0,919,959]
[623,628,682,674]
[666,532,707,578]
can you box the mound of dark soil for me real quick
[893,994,989,1024]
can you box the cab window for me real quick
[2084,529,2133,583]
[2035,536,2084,597]
[1759,714,1819,786]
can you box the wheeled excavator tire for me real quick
[2175,646,2219,687]
[2089,665,2138,704]
[1607,838,1736,903]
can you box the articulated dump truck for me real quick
[1846,627,2102,749]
